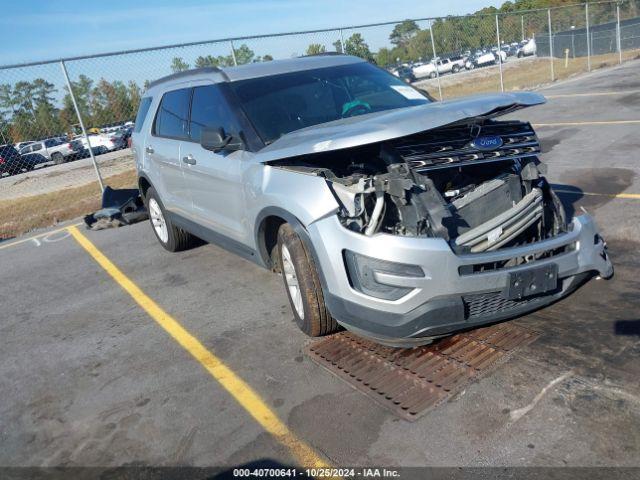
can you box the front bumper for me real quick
[307,214,613,346]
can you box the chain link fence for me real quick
[1,0,639,240]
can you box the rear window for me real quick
[134,97,153,133]
[44,138,62,147]
[154,89,191,139]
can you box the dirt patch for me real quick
[0,169,137,240]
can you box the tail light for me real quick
[0,157,5,164]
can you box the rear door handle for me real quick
[182,154,196,165]
[145,146,154,154]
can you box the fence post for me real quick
[496,14,504,92]
[521,15,525,41]
[586,3,591,71]
[617,3,622,64]
[547,8,554,82]
[429,22,443,101]
[60,60,104,193]
[229,40,238,66]
[339,29,346,54]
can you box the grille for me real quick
[392,121,539,171]
[463,291,536,319]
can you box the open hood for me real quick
[256,92,544,163]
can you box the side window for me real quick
[133,97,153,133]
[189,85,240,144]
[32,143,43,152]
[154,88,191,139]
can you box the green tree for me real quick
[262,54,274,61]
[171,57,190,73]
[195,55,219,68]
[375,47,394,67]
[333,39,343,53]
[306,43,326,55]
[390,20,420,47]
[232,44,255,65]
[344,33,374,62]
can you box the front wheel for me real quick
[277,223,339,337]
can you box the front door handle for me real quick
[182,154,197,165]
[145,146,154,154]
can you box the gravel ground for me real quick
[0,149,134,201]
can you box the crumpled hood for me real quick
[256,92,545,163]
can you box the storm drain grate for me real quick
[306,322,539,421]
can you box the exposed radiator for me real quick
[455,188,543,252]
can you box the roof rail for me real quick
[146,66,228,89]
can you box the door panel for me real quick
[181,84,247,243]
[181,144,245,242]
[145,136,190,214]
[147,87,192,214]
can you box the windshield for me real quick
[229,62,431,144]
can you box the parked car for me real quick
[133,55,613,347]
[77,134,120,153]
[465,50,497,69]
[0,144,25,176]
[517,38,537,58]
[19,138,76,164]
[502,44,519,57]
[14,141,35,151]
[391,66,416,83]
[448,55,467,73]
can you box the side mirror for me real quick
[201,127,244,153]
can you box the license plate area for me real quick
[506,264,558,300]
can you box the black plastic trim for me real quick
[325,271,594,343]
[168,211,260,266]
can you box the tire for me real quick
[517,51,524,58]
[52,152,65,165]
[452,65,459,73]
[277,223,338,337]
[429,71,437,79]
[145,187,197,252]
[467,63,475,70]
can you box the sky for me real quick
[2,0,502,66]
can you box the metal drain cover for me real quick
[306,322,539,421]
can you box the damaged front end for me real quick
[270,119,567,258]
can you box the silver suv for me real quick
[132,55,613,347]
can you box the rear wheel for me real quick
[429,71,437,79]
[452,65,460,73]
[277,223,338,337]
[145,187,197,252]
[52,152,65,165]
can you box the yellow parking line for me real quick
[546,90,640,98]
[534,120,640,127]
[0,222,82,251]
[67,226,329,468]
[553,189,640,200]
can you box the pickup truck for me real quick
[18,138,77,164]
[413,58,463,79]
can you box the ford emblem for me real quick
[471,135,503,151]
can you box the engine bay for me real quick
[268,120,567,253]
